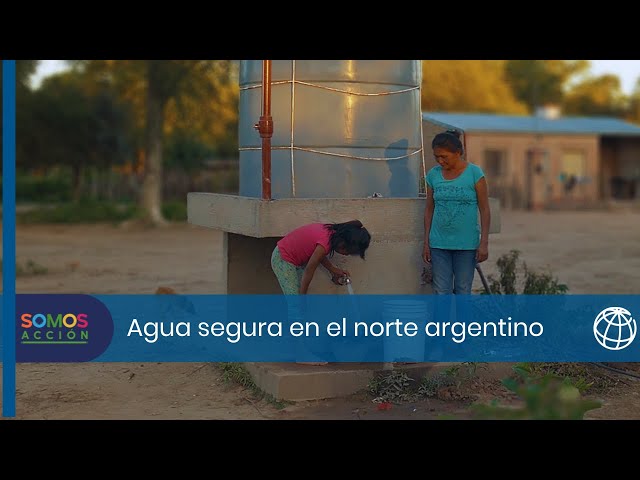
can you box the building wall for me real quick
[600,140,618,199]
[603,138,640,199]
[468,133,599,209]
[618,141,640,179]
[422,120,600,209]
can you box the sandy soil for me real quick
[3,210,640,420]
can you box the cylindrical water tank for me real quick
[238,60,424,199]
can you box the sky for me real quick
[588,60,640,94]
[31,60,69,88]
[32,59,640,95]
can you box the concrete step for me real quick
[244,362,462,401]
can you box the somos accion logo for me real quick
[21,312,89,344]
[17,294,114,362]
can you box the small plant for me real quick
[15,200,189,225]
[161,201,187,222]
[489,249,520,294]
[522,264,569,294]
[219,362,255,388]
[16,259,48,276]
[417,370,457,398]
[486,249,568,295]
[16,201,138,224]
[512,362,621,395]
[368,365,484,403]
[470,363,602,420]
[462,361,487,377]
[217,362,292,409]
[416,363,485,398]
[368,370,418,403]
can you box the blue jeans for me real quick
[430,248,477,294]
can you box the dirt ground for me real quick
[3,209,640,420]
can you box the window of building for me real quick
[561,150,586,177]
[560,150,586,195]
[484,149,506,177]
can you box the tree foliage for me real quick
[626,78,640,125]
[9,59,640,218]
[165,60,239,158]
[563,74,628,117]
[17,71,134,200]
[422,60,527,114]
[16,60,40,89]
[74,60,239,224]
[2,61,40,159]
[504,60,590,112]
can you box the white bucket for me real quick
[382,299,428,363]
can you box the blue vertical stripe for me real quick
[2,60,16,418]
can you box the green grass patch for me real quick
[17,201,137,224]
[13,174,73,203]
[14,200,189,224]
[217,362,292,409]
[161,201,187,222]
[0,258,49,276]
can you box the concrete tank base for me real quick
[187,193,501,400]
[244,362,463,402]
[243,361,515,402]
[187,193,500,295]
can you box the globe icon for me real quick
[593,307,637,351]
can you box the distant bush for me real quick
[0,174,73,202]
[162,201,187,221]
[470,363,602,420]
[486,249,569,295]
[14,200,190,224]
[208,168,239,194]
[0,258,49,276]
[16,201,137,224]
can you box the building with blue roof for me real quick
[422,110,640,209]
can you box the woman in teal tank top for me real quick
[422,129,491,294]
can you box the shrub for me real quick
[162,201,187,222]
[4,173,73,202]
[16,201,137,224]
[486,249,568,295]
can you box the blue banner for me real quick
[13,294,640,362]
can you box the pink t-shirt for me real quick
[277,223,332,267]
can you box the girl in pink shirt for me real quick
[271,219,371,295]
[272,219,371,365]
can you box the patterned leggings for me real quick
[271,246,305,295]
[271,246,328,361]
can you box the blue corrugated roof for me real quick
[423,112,640,136]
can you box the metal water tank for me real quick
[239,60,424,198]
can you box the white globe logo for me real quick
[593,307,637,351]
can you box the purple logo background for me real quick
[16,294,114,362]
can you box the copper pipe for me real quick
[254,60,273,200]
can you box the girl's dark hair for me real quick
[432,129,464,155]
[325,220,371,259]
